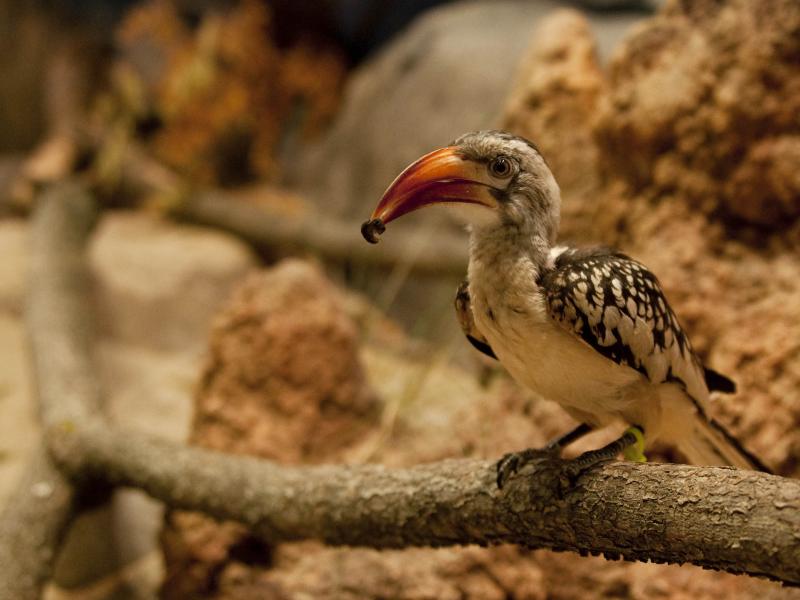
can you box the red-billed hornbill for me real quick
[362,130,769,487]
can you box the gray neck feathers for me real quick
[468,189,560,278]
[469,221,551,280]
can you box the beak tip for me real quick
[361,218,386,244]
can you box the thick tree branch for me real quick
[27,180,100,427]
[0,449,76,600]
[0,181,98,600]
[51,421,800,585]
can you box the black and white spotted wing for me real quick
[455,280,497,360]
[540,247,733,402]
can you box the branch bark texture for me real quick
[52,422,800,585]
[0,181,98,600]
[0,449,76,600]
[27,180,100,427]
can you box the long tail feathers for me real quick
[677,412,771,473]
[703,367,737,394]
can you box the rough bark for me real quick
[0,181,99,600]
[27,180,100,427]
[51,422,800,586]
[0,449,76,600]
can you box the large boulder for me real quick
[89,212,258,353]
[594,0,800,228]
[501,9,607,241]
[161,260,380,598]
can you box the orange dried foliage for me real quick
[115,0,346,185]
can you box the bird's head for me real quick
[361,130,560,244]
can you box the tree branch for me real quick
[51,421,800,585]
[0,449,76,600]
[0,181,99,600]
[27,180,100,428]
[173,191,468,277]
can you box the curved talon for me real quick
[361,218,385,244]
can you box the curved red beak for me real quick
[361,146,499,243]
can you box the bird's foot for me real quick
[561,451,615,482]
[496,445,560,489]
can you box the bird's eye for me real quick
[489,156,513,178]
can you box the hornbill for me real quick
[361,130,769,487]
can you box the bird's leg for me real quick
[496,423,591,488]
[552,422,593,448]
[564,426,645,479]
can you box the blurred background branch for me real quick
[0,182,99,600]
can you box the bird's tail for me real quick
[677,410,770,473]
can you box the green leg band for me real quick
[623,426,647,463]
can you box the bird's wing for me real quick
[540,247,724,404]
[455,280,497,360]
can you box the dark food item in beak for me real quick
[361,218,386,244]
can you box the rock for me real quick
[89,212,258,353]
[724,136,800,226]
[532,550,800,600]
[501,9,606,241]
[291,1,541,221]
[161,260,379,598]
[587,0,800,476]
[503,0,800,478]
[593,0,800,228]
[99,340,197,441]
[264,545,546,600]
[187,260,378,461]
